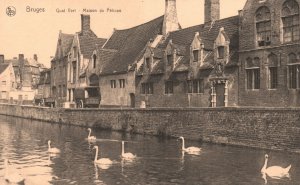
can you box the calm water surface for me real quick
[0,115,299,185]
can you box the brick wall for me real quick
[1,103,300,152]
[99,72,135,107]
[239,0,300,106]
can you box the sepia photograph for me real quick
[0,0,299,184]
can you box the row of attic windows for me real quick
[245,52,300,90]
[256,0,300,46]
[145,46,225,70]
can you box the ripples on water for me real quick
[0,115,299,185]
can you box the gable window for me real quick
[1,81,6,86]
[282,0,300,43]
[246,57,260,90]
[217,46,225,59]
[72,61,76,83]
[193,50,199,62]
[267,54,278,89]
[165,81,173,94]
[141,83,153,94]
[145,57,151,69]
[110,80,116,88]
[256,6,271,46]
[119,79,125,88]
[93,54,97,69]
[288,53,300,89]
[187,80,204,93]
[167,54,173,65]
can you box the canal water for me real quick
[0,115,299,185]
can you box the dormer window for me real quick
[256,6,271,47]
[73,47,77,58]
[217,46,225,59]
[92,54,97,69]
[145,57,151,69]
[58,39,62,46]
[167,54,173,65]
[193,50,199,62]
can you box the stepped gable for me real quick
[101,16,164,75]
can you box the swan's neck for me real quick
[122,142,125,155]
[181,138,185,150]
[262,158,268,172]
[94,148,98,162]
[88,130,91,137]
[48,142,51,150]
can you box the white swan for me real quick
[4,159,25,184]
[121,141,136,160]
[48,140,61,154]
[93,146,113,165]
[178,136,201,153]
[87,128,96,141]
[261,154,291,179]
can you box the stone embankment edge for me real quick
[1,103,300,153]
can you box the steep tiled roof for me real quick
[54,33,74,60]
[79,36,107,58]
[174,56,189,72]
[4,59,18,67]
[0,63,9,74]
[160,16,239,50]
[101,16,164,75]
[27,58,39,67]
[96,49,118,74]
[156,16,239,70]
[151,59,164,74]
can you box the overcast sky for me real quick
[0,0,247,68]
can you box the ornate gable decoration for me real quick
[213,27,230,77]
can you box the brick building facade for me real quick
[239,0,300,107]
[49,0,300,108]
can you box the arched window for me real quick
[256,6,271,46]
[93,54,97,69]
[282,0,300,43]
[246,57,260,90]
[288,53,300,89]
[267,53,278,89]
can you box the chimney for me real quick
[19,54,24,62]
[34,54,38,61]
[81,14,90,32]
[205,0,220,23]
[0,55,4,64]
[163,0,180,35]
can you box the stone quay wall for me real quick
[0,103,300,152]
